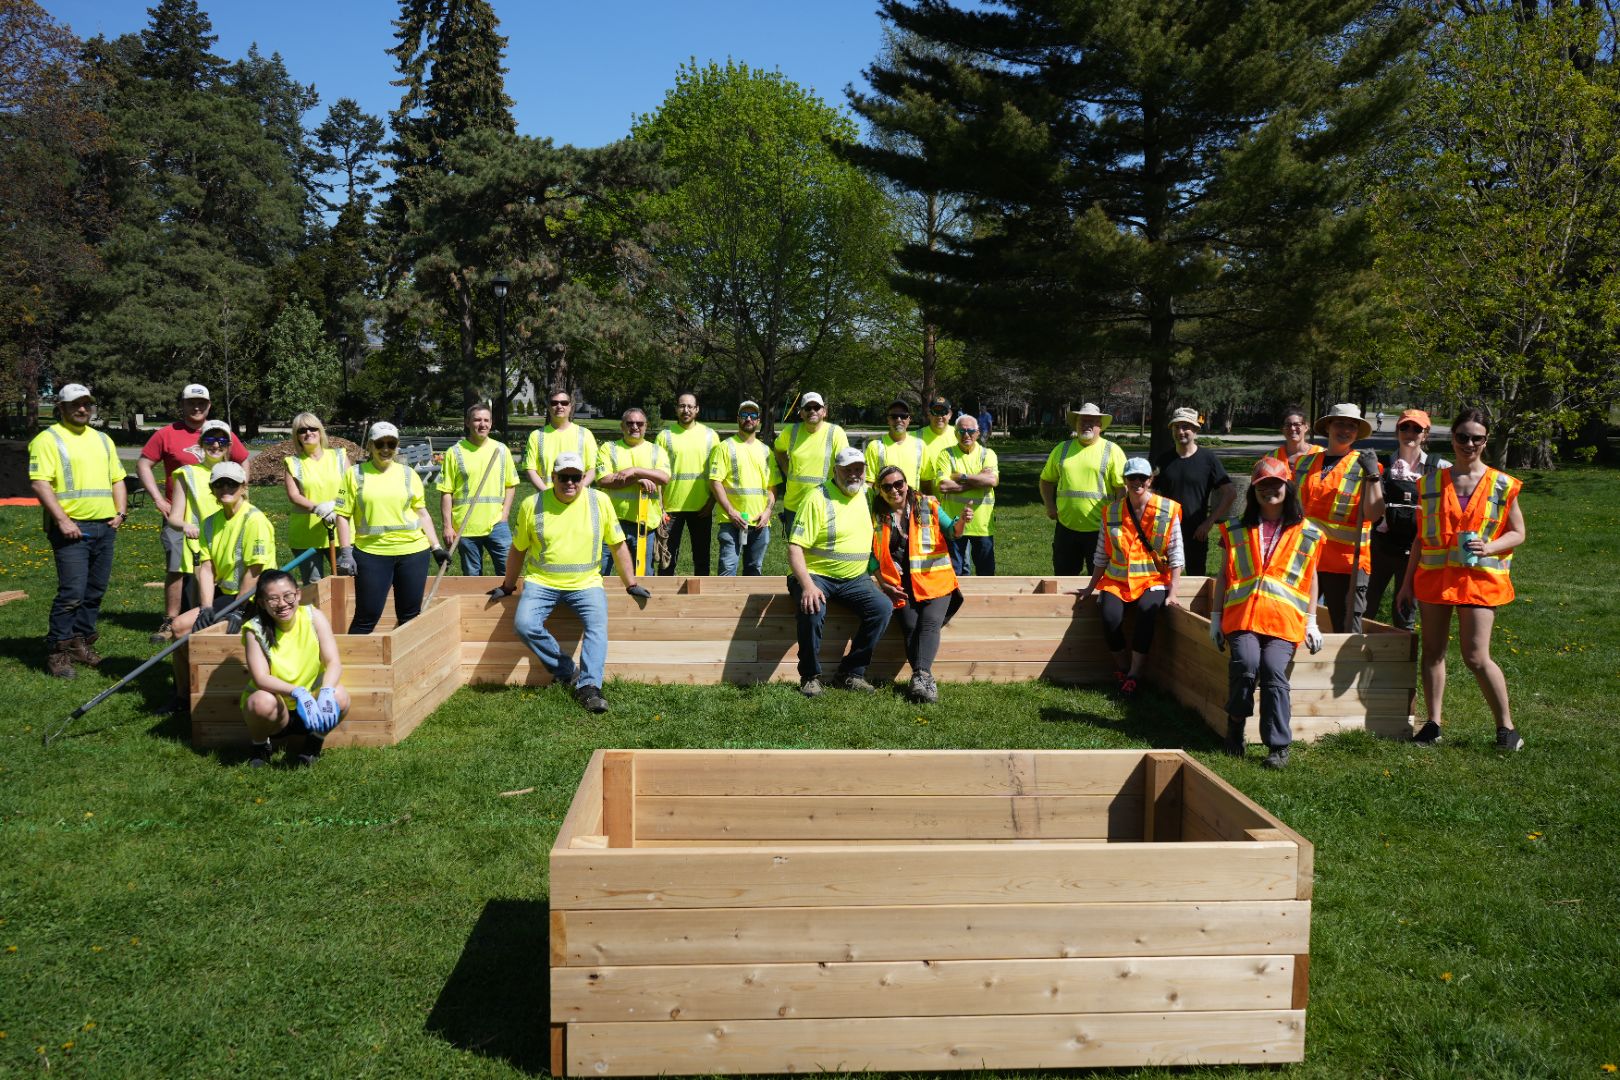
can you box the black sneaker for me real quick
[1262,746,1290,770]
[1495,727,1524,752]
[1223,719,1245,757]
[1413,720,1443,747]
[574,685,609,714]
[247,741,272,768]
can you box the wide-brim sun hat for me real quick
[1067,403,1112,432]
[1167,406,1201,429]
[1314,403,1372,441]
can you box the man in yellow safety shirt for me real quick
[709,400,780,575]
[596,407,670,575]
[773,391,848,538]
[488,451,651,714]
[655,392,718,575]
[787,447,893,697]
[918,394,956,491]
[865,399,934,492]
[1039,403,1125,576]
[936,414,1000,575]
[523,389,597,491]
[439,403,519,576]
[28,383,128,678]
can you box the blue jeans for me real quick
[717,521,770,576]
[514,583,609,690]
[947,534,996,577]
[457,520,512,577]
[602,521,652,575]
[48,519,116,644]
[786,573,893,680]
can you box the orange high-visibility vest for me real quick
[1218,519,1325,643]
[1414,467,1521,607]
[1270,444,1322,470]
[1298,452,1376,574]
[874,494,958,606]
[1097,493,1180,603]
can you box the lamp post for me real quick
[491,273,510,437]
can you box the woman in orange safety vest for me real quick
[1271,404,1323,472]
[872,465,968,705]
[1209,457,1326,770]
[1396,407,1526,751]
[1074,457,1182,696]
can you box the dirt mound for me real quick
[249,437,365,486]
[0,440,31,498]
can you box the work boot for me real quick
[831,671,876,693]
[799,676,823,698]
[573,684,609,714]
[247,740,273,768]
[65,634,104,667]
[909,671,938,705]
[293,735,325,767]
[149,617,175,645]
[1223,717,1245,757]
[46,641,77,680]
[1262,745,1290,770]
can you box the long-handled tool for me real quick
[424,541,452,609]
[1347,455,1371,634]
[327,524,338,578]
[45,548,318,747]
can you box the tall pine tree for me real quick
[849,0,1421,455]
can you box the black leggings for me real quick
[895,593,959,674]
[349,548,431,635]
[1097,589,1167,654]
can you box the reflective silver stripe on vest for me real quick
[533,491,604,573]
[354,465,418,535]
[1057,439,1113,500]
[452,444,507,507]
[727,442,767,495]
[49,429,115,500]
[178,469,203,527]
[203,505,263,594]
[807,486,866,562]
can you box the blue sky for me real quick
[42,0,897,146]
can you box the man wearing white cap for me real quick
[29,384,128,678]
[169,461,277,637]
[1039,403,1126,575]
[709,400,780,575]
[489,451,651,714]
[786,447,892,696]
[137,383,249,643]
[773,391,848,539]
[1150,407,1234,575]
[1298,403,1385,632]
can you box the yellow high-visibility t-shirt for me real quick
[773,422,849,513]
[1039,437,1124,532]
[656,423,718,512]
[523,424,597,488]
[790,483,874,580]
[708,437,780,523]
[512,488,626,592]
[27,423,125,520]
[437,438,518,537]
[336,462,428,555]
[199,504,276,596]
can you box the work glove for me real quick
[1305,622,1324,655]
[336,546,356,576]
[486,584,515,601]
[626,584,651,600]
[225,609,245,635]
[432,546,451,567]
[291,687,318,730]
[1357,450,1380,478]
[312,500,337,527]
[311,687,342,734]
[1208,619,1225,653]
[193,606,217,631]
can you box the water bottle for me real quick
[1458,530,1481,567]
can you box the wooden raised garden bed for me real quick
[548,748,1312,1075]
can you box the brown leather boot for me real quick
[46,641,78,680]
[65,634,104,667]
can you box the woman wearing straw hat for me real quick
[1210,458,1326,769]
[1074,457,1183,695]
[1367,409,1448,631]
[1296,403,1384,633]
[1039,403,1125,576]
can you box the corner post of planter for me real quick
[603,750,636,848]
[1142,751,1184,842]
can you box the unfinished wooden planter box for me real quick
[549,748,1313,1076]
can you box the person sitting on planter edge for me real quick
[871,465,969,704]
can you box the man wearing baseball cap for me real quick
[1150,407,1234,575]
[137,383,249,643]
[489,451,651,714]
[786,446,892,696]
[29,384,128,678]
[773,391,848,539]
[709,400,780,575]
[918,395,955,490]
[1039,403,1125,575]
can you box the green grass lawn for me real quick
[1,465,1617,1077]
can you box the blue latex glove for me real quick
[291,687,318,730]
[312,687,342,734]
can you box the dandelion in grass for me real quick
[82,1022,95,1031]
[1601,1064,1617,1073]
[61,1041,73,1050]
[1441,971,1453,982]
[1528,831,1543,841]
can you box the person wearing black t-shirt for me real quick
[1150,408,1235,576]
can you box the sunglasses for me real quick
[1397,423,1423,433]
[200,436,230,446]
[210,480,242,492]
[297,427,321,435]
[555,473,584,484]
[888,413,910,420]
[801,404,824,412]
[1454,433,1488,445]
[958,428,979,436]
[623,420,646,428]
[373,440,399,450]
[879,480,907,492]
[738,411,760,420]
[548,400,571,408]
[929,406,949,415]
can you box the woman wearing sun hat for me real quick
[1366,408,1448,631]
[1075,456,1183,695]
[1210,457,1326,769]
[283,411,347,584]
[1296,403,1384,632]
[334,422,450,635]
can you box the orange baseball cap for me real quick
[1250,456,1292,484]
[1398,408,1432,430]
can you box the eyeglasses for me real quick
[373,440,398,450]
[738,411,759,420]
[555,473,584,484]
[1454,433,1488,445]
[1284,420,1307,428]
[879,480,907,492]
[297,427,320,435]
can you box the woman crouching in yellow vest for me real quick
[1074,457,1183,696]
[240,569,350,767]
[1210,457,1326,769]
[871,465,969,705]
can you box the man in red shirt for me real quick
[136,384,250,642]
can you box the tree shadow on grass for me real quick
[1039,690,1224,751]
[427,898,553,1075]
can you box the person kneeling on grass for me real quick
[871,465,968,705]
[1209,457,1325,769]
[1074,456,1183,695]
[170,462,276,638]
[240,570,350,767]
[488,452,651,714]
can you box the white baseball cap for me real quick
[57,383,93,404]
[738,400,761,413]
[833,447,865,468]
[367,421,400,443]
[800,392,826,409]
[199,419,231,438]
[181,383,211,401]
[553,451,586,474]
[209,461,247,485]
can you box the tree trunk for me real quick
[1147,292,1175,459]
[921,320,938,408]
[459,280,480,407]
